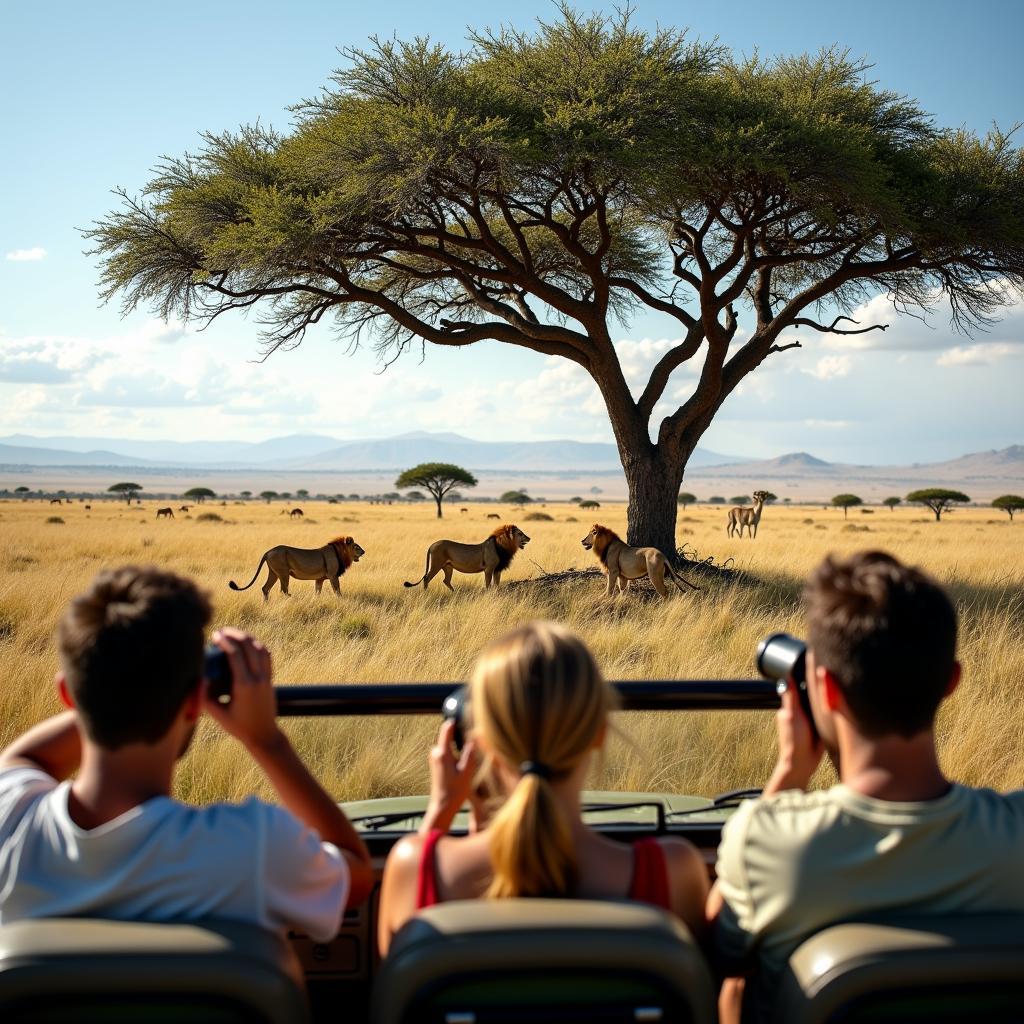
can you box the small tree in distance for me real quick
[396,463,478,518]
[907,488,971,521]
[709,496,725,505]
[579,500,601,509]
[729,495,752,506]
[260,490,278,504]
[832,493,863,518]
[677,492,697,509]
[883,496,902,511]
[992,495,1024,521]
[109,482,142,505]
[500,490,531,505]
[240,490,252,499]
[184,487,215,504]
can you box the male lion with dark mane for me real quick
[229,535,364,601]
[581,524,699,598]
[404,524,530,592]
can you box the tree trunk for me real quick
[623,451,683,555]
[434,495,443,518]
[844,506,848,519]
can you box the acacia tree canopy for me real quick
[906,488,970,520]
[86,8,1024,552]
[396,462,478,517]
[832,493,863,518]
[109,482,142,504]
[992,494,1024,520]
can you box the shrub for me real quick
[579,500,600,509]
[46,516,64,524]
[196,512,224,523]
[524,511,554,521]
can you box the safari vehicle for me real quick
[1,677,1022,1024]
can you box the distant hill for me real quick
[0,431,742,472]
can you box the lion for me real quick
[229,536,364,601]
[404,524,530,592]
[581,524,699,598]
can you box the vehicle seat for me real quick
[372,898,715,1024]
[774,912,1024,1023]
[0,918,309,1023]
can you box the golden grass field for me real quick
[0,497,1021,804]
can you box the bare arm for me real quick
[377,833,425,956]
[0,709,82,779]
[204,629,374,906]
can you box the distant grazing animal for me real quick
[84,505,91,510]
[486,513,501,520]
[229,536,364,601]
[460,507,469,514]
[49,499,61,505]
[581,524,699,598]
[405,524,530,592]
[727,490,770,539]
[156,507,174,519]
[179,505,191,512]
[290,508,304,518]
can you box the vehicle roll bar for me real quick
[273,680,779,717]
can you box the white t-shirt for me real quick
[0,766,350,942]
[714,783,1024,1018]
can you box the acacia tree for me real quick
[184,486,215,504]
[109,482,142,505]
[86,10,1024,553]
[832,493,862,518]
[883,496,901,510]
[677,491,697,509]
[906,488,970,521]
[396,462,477,518]
[992,494,1024,521]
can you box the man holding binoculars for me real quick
[0,566,373,936]
[709,550,1024,1022]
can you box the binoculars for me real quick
[756,632,818,741]
[203,644,233,705]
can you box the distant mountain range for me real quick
[0,431,741,472]
[0,434,1021,499]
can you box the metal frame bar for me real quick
[274,680,779,717]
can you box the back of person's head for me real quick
[804,550,957,739]
[58,566,212,749]
[470,621,612,899]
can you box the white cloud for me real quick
[802,355,853,380]
[0,337,107,383]
[5,247,46,262]
[936,343,1018,367]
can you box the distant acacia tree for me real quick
[405,490,427,501]
[184,487,215,504]
[883,496,901,510]
[296,488,310,499]
[569,496,583,504]
[240,490,252,499]
[14,486,29,495]
[500,490,531,505]
[677,492,697,509]
[907,488,970,521]
[993,494,1024,521]
[761,491,778,503]
[109,482,142,505]
[709,496,725,504]
[86,9,1024,554]
[729,495,752,506]
[260,490,279,503]
[396,463,478,518]
[832,493,863,518]
[579,500,601,509]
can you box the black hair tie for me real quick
[519,760,552,780]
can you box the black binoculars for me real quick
[756,632,818,741]
[203,644,233,705]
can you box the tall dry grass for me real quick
[0,497,1020,804]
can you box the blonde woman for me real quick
[377,621,709,954]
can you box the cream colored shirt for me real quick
[714,784,1024,1012]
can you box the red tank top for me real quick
[415,830,671,911]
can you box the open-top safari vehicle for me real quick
[1,676,1022,1024]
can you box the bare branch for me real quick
[791,315,889,336]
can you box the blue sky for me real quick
[1,0,1022,462]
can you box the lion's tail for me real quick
[665,559,701,593]
[229,554,268,592]
[404,549,430,589]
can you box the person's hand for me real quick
[765,678,824,795]
[420,720,478,834]
[202,628,281,753]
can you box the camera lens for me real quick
[203,644,232,705]
[756,632,807,684]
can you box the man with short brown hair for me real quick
[0,565,373,940]
[708,550,1024,1021]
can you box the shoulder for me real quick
[385,832,428,875]
[0,765,57,824]
[655,834,707,880]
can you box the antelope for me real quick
[727,490,770,539]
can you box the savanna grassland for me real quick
[0,497,1021,805]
